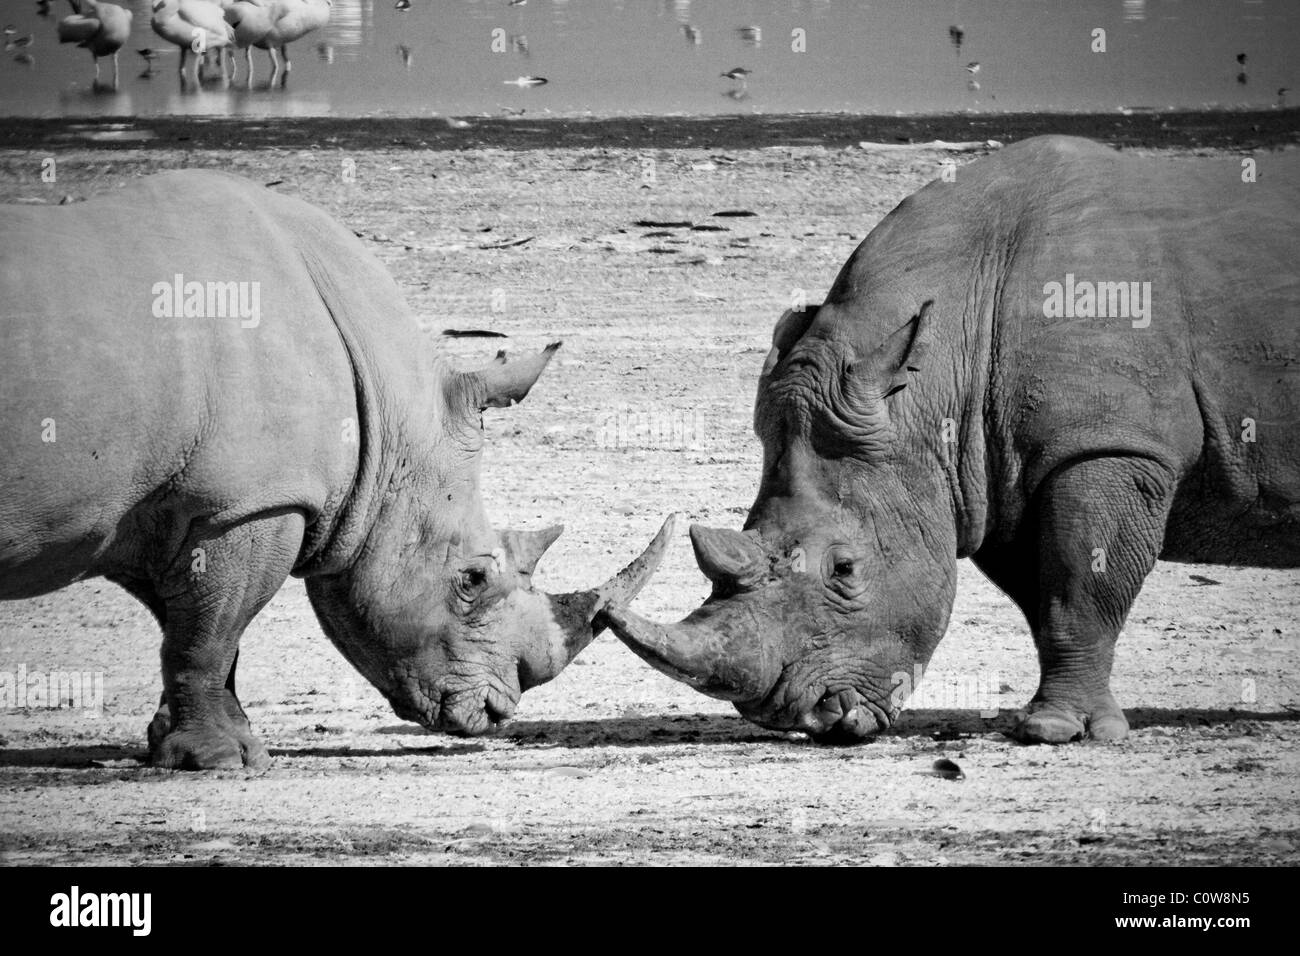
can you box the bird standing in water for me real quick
[223,0,274,85]
[57,0,133,88]
[150,0,235,82]
[252,0,333,86]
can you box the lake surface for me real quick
[2,0,1297,118]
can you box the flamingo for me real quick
[57,0,132,87]
[149,0,234,82]
[223,0,274,84]
[254,0,332,86]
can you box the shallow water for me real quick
[2,0,1297,118]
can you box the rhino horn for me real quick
[520,514,677,686]
[598,603,777,704]
[689,524,765,588]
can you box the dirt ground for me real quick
[1,138,1298,865]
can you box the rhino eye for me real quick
[455,564,494,603]
[824,548,867,594]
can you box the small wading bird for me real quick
[150,0,234,81]
[57,0,132,88]
[394,0,409,9]
[504,75,546,87]
[137,46,164,77]
[965,61,980,74]
[948,23,964,56]
[721,66,750,82]
[681,23,700,46]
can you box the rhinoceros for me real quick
[603,135,1299,744]
[0,169,671,769]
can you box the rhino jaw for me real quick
[518,514,677,688]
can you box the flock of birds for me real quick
[27,0,550,92]
[9,3,1294,109]
[25,0,334,89]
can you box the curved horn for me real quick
[599,604,779,704]
[518,515,677,687]
[689,524,765,588]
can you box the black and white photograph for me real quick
[0,0,1297,895]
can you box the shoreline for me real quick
[1,108,1297,152]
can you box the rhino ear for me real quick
[760,304,819,377]
[500,525,564,576]
[847,300,934,401]
[460,342,561,410]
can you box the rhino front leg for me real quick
[1010,455,1173,744]
[148,510,306,770]
[105,575,256,752]
[145,652,254,755]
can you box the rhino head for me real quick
[603,301,961,742]
[307,343,674,736]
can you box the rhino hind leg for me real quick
[146,510,306,771]
[996,456,1173,744]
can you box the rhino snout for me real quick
[796,688,890,743]
[433,684,519,737]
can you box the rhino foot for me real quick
[1013,696,1129,744]
[150,724,271,771]
[147,690,254,752]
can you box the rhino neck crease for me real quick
[873,299,996,561]
[290,244,437,577]
[910,336,992,560]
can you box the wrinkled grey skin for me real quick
[605,136,1300,744]
[0,170,671,769]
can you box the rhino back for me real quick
[0,170,426,596]
[819,136,1299,555]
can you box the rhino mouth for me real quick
[434,685,518,736]
[781,687,896,743]
[389,681,520,737]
